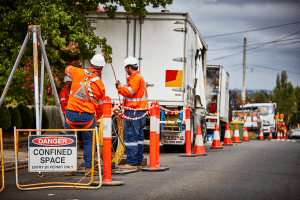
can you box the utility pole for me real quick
[242,37,247,106]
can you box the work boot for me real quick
[85,168,99,177]
[65,171,76,176]
[118,164,138,170]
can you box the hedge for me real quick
[8,106,22,134]
[0,105,11,132]
[17,103,34,129]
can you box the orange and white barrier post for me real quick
[269,130,273,140]
[259,128,264,140]
[156,102,160,168]
[150,103,157,168]
[233,124,241,143]
[185,106,192,155]
[142,103,166,171]
[179,106,197,157]
[223,124,233,146]
[210,123,223,149]
[102,98,124,185]
[192,125,207,156]
[242,126,250,142]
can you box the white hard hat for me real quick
[90,54,105,68]
[63,76,72,82]
[124,56,138,67]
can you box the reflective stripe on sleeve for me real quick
[126,87,135,95]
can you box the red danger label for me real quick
[32,137,74,146]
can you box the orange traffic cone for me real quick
[259,128,264,140]
[223,124,233,146]
[192,125,207,156]
[242,126,250,142]
[283,130,287,140]
[210,123,223,149]
[233,124,241,143]
[277,130,281,140]
[268,130,273,140]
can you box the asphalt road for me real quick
[1,139,300,200]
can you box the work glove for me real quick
[115,80,121,89]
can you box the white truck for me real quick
[84,11,208,152]
[242,103,278,137]
[205,65,230,141]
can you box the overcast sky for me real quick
[118,0,300,90]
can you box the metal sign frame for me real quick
[0,129,4,192]
[14,128,101,190]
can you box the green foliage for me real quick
[0,0,172,105]
[8,106,22,134]
[17,103,34,129]
[252,91,269,103]
[272,71,297,122]
[0,105,11,132]
[31,107,49,134]
[289,86,300,127]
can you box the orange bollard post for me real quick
[142,103,165,171]
[102,98,124,186]
[156,102,160,168]
[179,106,195,156]
[185,106,192,154]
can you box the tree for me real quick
[1,0,172,104]
[272,71,296,122]
[289,86,300,127]
[253,90,268,103]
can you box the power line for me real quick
[207,32,300,61]
[209,37,300,52]
[203,21,300,38]
[248,64,300,75]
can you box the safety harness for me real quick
[66,70,100,129]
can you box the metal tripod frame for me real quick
[0,25,65,132]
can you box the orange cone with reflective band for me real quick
[268,130,273,140]
[192,125,207,156]
[210,123,223,149]
[242,126,250,142]
[277,130,281,140]
[259,128,264,140]
[223,124,233,146]
[283,130,287,139]
[233,124,242,143]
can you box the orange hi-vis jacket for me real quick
[59,85,70,116]
[117,71,149,109]
[65,66,105,120]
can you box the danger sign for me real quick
[28,135,77,172]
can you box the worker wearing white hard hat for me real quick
[64,53,106,176]
[116,56,149,170]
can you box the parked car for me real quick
[288,129,300,139]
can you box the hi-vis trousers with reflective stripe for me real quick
[65,109,96,168]
[124,110,147,166]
